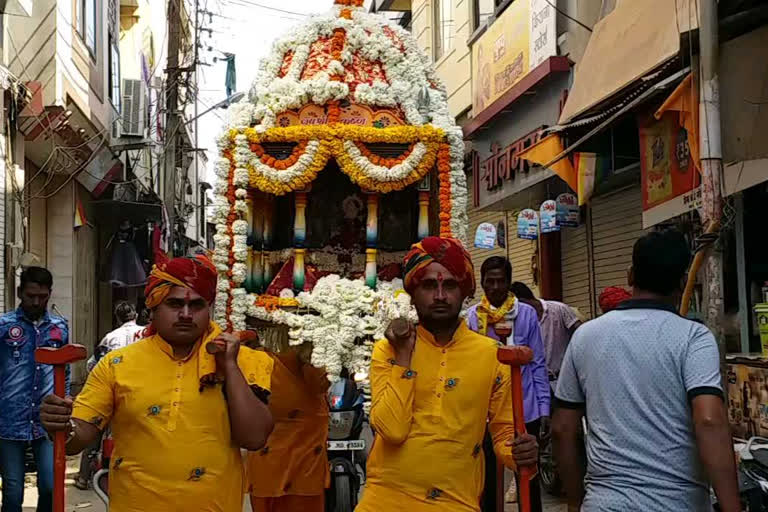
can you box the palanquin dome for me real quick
[210,0,468,378]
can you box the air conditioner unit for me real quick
[121,78,147,137]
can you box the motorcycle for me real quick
[712,437,768,511]
[325,374,367,512]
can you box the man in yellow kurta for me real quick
[39,254,274,512]
[248,347,330,511]
[356,237,538,512]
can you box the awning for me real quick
[559,0,698,125]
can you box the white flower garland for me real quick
[250,140,326,183]
[248,275,416,382]
[342,140,428,182]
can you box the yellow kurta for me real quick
[356,321,515,512]
[248,351,330,499]
[72,325,273,512]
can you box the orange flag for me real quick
[517,133,577,193]
[654,72,700,173]
[74,197,87,228]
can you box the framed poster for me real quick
[517,209,539,240]
[556,193,579,227]
[540,200,559,233]
[474,222,497,249]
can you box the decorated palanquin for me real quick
[211,0,468,382]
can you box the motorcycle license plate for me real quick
[328,439,365,451]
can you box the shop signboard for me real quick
[540,200,559,233]
[556,193,579,227]
[474,222,497,249]
[517,209,539,240]
[471,0,557,116]
[639,112,701,227]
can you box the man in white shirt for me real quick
[510,282,581,379]
[86,303,145,372]
[75,302,144,489]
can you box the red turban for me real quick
[144,254,218,309]
[403,237,475,297]
[599,286,631,313]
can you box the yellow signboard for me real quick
[472,0,557,116]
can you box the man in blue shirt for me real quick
[553,230,739,512]
[0,267,69,512]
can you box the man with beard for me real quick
[0,267,68,512]
[39,255,274,512]
[356,237,537,512]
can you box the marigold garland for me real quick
[255,294,299,310]
[354,141,416,168]
[333,138,438,193]
[251,140,310,170]
[248,140,334,195]
[223,150,238,330]
[437,143,453,237]
[234,124,445,145]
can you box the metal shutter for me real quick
[509,235,537,291]
[591,187,646,309]
[467,209,506,299]
[561,222,593,319]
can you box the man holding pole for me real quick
[466,257,549,511]
[0,267,68,512]
[39,254,275,512]
[356,237,537,512]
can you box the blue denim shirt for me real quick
[0,308,70,441]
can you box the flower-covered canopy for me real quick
[211,0,469,345]
[213,0,468,240]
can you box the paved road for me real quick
[8,456,566,511]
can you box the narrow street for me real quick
[10,456,567,512]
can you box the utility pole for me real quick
[698,0,725,345]
[193,0,200,249]
[164,0,182,256]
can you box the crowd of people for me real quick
[0,229,741,512]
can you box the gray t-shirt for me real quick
[556,300,722,512]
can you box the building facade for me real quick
[3,0,206,384]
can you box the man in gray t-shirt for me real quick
[553,230,739,512]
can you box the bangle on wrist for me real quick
[65,419,77,445]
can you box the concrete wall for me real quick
[45,179,74,323]
[72,183,97,383]
[119,0,168,194]
[7,0,112,133]
[557,0,602,65]
[413,0,473,118]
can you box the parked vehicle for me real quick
[325,376,367,512]
[713,437,768,511]
[92,432,113,508]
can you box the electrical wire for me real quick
[218,0,308,17]
[543,0,592,33]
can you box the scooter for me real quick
[325,375,367,512]
[92,432,113,508]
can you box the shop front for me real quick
[462,0,572,302]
